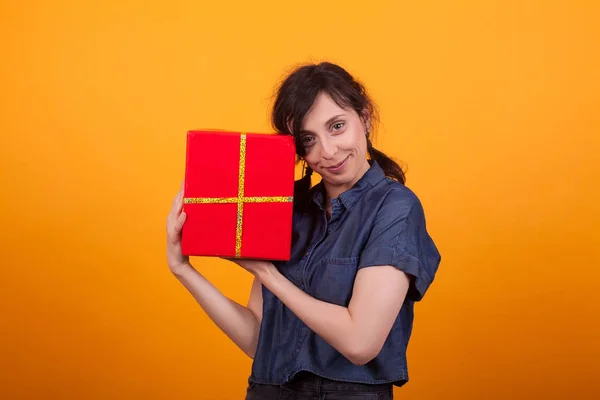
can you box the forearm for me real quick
[257,265,366,363]
[173,263,260,358]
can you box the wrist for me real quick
[255,261,277,285]
[171,261,195,278]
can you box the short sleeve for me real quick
[358,188,442,302]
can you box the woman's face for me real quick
[298,91,371,191]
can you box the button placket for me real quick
[300,208,329,294]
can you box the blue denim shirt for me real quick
[249,161,441,387]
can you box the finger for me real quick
[176,194,184,214]
[177,182,185,206]
[171,212,185,235]
[169,197,179,221]
[175,211,187,231]
[170,191,180,217]
[167,197,182,224]
[168,215,183,243]
[166,213,176,233]
[167,205,174,225]
[167,230,178,245]
[170,182,185,217]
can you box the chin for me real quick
[321,170,353,186]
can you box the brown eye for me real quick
[301,135,315,146]
[332,122,345,131]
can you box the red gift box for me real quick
[181,130,296,260]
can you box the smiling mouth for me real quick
[326,155,349,170]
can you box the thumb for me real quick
[175,211,187,232]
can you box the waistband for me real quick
[283,371,393,393]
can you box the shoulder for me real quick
[370,178,424,220]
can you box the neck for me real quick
[323,158,371,204]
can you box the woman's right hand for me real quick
[166,181,190,274]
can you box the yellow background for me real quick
[1,1,599,399]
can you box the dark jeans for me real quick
[245,371,394,400]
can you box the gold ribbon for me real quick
[184,133,293,257]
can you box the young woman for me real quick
[166,62,442,399]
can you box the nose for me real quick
[319,137,337,160]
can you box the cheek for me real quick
[345,131,366,154]
[303,150,320,169]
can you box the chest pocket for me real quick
[309,257,359,307]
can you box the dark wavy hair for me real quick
[270,61,406,207]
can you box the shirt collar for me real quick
[310,160,386,211]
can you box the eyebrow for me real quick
[299,114,346,135]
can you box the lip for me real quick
[325,155,349,173]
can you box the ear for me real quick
[286,118,294,135]
[360,109,371,132]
